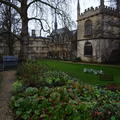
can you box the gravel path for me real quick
[0,71,16,120]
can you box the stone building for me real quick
[47,11,77,60]
[48,27,77,60]
[0,2,77,60]
[0,28,77,60]
[1,0,120,63]
[77,0,120,63]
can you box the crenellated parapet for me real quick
[102,6,119,16]
[78,7,100,20]
[78,5,120,21]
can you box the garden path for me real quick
[0,71,16,120]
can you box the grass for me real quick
[39,59,120,86]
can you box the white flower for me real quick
[83,68,104,75]
[83,68,87,73]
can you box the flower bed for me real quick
[16,61,75,87]
[11,61,120,120]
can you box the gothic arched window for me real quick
[84,42,93,56]
[84,20,92,36]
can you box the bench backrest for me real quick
[3,56,18,68]
[3,56,18,62]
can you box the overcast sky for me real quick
[28,0,112,36]
[70,0,100,27]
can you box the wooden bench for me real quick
[3,56,18,70]
[99,74,114,81]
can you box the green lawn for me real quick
[39,60,120,86]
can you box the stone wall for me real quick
[77,38,120,63]
[103,15,120,38]
[28,37,49,59]
[77,39,101,62]
[77,14,101,40]
[0,36,50,59]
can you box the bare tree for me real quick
[0,0,71,60]
[0,0,21,55]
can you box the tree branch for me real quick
[27,0,56,10]
[0,0,20,14]
[28,17,50,33]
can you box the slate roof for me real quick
[51,27,70,36]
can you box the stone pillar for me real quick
[100,0,104,7]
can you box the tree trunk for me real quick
[7,4,14,55]
[19,0,29,61]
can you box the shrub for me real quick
[72,57,81,62]
[42,71,73,86]
[17,61,73,87]
[12,81,23,93]
[17,61,48,87]
[25,87,38,95]
[11,84,93,120]
[11,81,120,120]
[93,103,120,120]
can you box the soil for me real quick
[0,71,16,120]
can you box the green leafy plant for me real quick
[11,60,120,120]
[12,81,23,93]
[42,71,73,86]
[17,61,48,87]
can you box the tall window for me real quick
[84,20,92,36]
[84,42,93,56]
